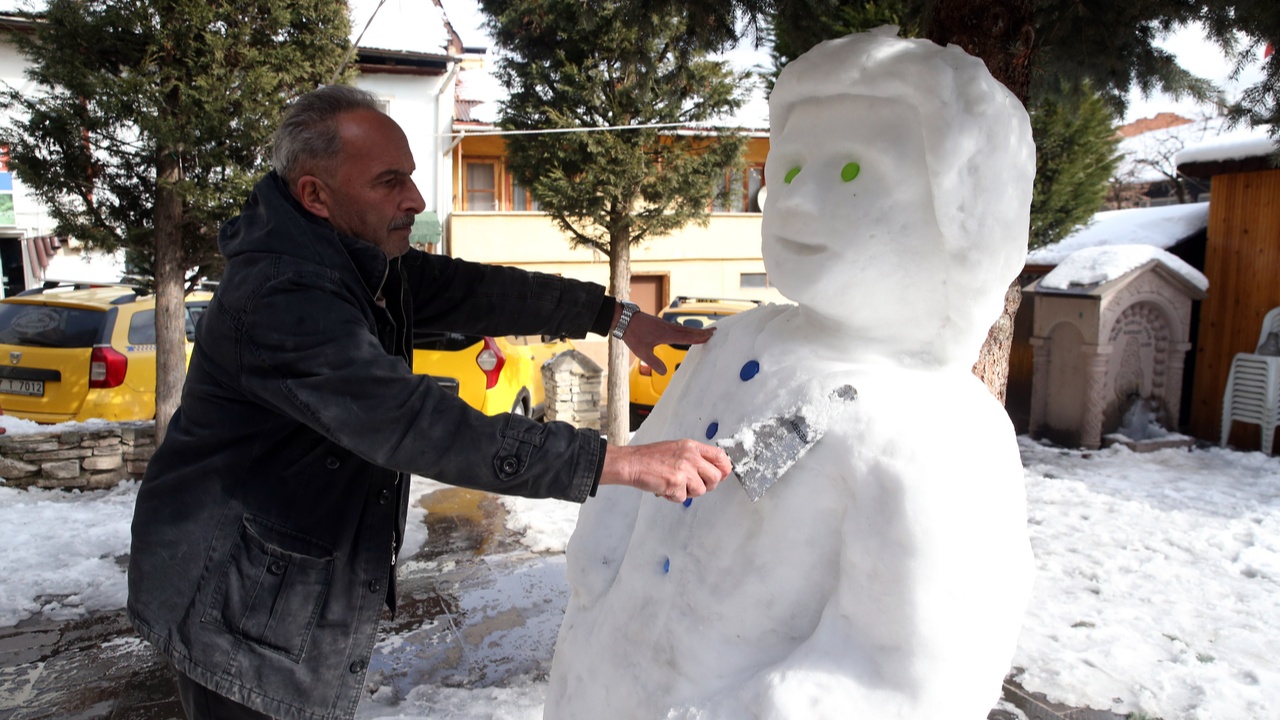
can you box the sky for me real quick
[1,413,1277,719]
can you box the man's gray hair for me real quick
[272,85,381,185]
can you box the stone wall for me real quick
[0,423,156,491]
[542,350,603,430]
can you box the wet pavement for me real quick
[0,487,1138,720]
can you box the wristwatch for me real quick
[612,301,640,339]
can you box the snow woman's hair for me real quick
[769,26,1035,351]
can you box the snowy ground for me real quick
[0,420,1276,719]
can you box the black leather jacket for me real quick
[127,172,608,720]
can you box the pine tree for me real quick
[479,0,747,444]
[1030,86,1122,249]
[1,0,350,439]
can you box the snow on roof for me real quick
[455,61,505,125]
[0,0,35,14]
[1176,131,1279,165]
[1026,202,1208,266]
[437,0,490,51]
[42,249,127,285]
[1114,115,1264,183]
[1039,244,1208,292]
[349,0,451,56]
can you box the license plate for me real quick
[0,378,44,396]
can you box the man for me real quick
[127,84,731,720]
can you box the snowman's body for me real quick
[547,27,1038,719]
[547,304,1032,718]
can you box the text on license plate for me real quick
[0,378,44,396]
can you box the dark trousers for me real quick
[175,671,275,720]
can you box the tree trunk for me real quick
[153,150,185,444]
[971,282,1020,405]
[605,235,632,446]
[927,0,1035,401]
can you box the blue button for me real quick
[705,421,719,439]
[662,557,671,574]
[740,360,760,381]
[683,498,693,508]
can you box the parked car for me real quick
[411,331,575,419]
[628,296,760,429]
[0,283,212,423]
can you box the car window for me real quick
[0,303,106,348]
[413,331,482,351]
[128,310,157,345]
[186,303,207,340]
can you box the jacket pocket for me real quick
[202,515,333,662]
[493,413,547,480]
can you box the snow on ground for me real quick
[1,436,1278,719]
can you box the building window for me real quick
[511,179,541,211]
[713,164,765,213]
[740,272,769,288]
[464,160,498,211]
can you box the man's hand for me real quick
[616,308,714,375]
[600,440,733,503]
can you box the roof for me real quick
[1026,203,1209,267]
[5,284,139,308]
[1034,245,1208,296]
[1176,129,1279,177]
[1114,115,1268,183]
[348,0,453,56]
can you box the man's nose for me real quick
[402,178,426,214]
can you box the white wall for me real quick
[355,72,454,219]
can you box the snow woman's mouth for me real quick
[774,235,826,258]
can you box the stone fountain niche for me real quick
[1027,259,1206,450]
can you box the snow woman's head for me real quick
[762,26,1034,364]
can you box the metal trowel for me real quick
[718,385,857,501]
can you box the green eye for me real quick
[784,166,801,184]
[841,162,861,182]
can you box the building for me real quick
[0,0,470,294]
[1177,132,1280,452]
[445,50,785,328]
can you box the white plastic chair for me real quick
[1221,306,1280,455]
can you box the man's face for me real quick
[304,109,425,257]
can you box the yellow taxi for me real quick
[629,296,760,429]
[0,283,212,423]
[412,332,575,419]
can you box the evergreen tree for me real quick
[1029,86,1122,249]
[1,0,350,439]
[479,0,747,444]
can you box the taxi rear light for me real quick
[476,337,506,389]
[638,360,652,376]
[89,346,128,388]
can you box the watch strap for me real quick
[612,301,640,339]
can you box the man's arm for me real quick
[598,439,731,503]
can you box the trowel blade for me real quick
[720,414,817,501]
[719,384,857,502]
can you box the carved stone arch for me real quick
[1102,300,1176,432]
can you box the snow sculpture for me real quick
[547,27,1035,719]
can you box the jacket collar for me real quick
[219,171,390,299]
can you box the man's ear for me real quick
[294,175,332,219]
